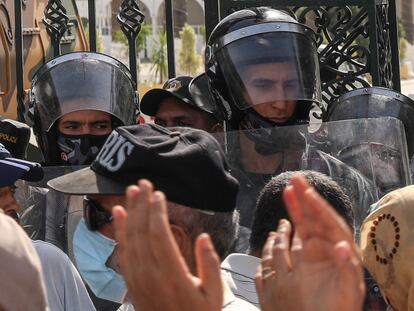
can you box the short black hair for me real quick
[249,170,354,254]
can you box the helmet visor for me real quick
[216,32,321,111]
[31,54,137,131]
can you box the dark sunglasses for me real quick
[83,197,113,231]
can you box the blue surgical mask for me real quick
[73,218,127,303]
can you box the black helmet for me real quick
[327,87,414,158]
[205,7,322,130]
[28,52,138,165]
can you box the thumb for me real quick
[195,233,223,308]
[334,241,365,310]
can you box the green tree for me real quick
[178,24,201,75]
[398,18,408,61]
[113,23,152,57]
[152,31,168,83]
[85,26,105,53]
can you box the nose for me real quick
[2,194,21,215]
[269,100,288,113]
[80,124,93,135]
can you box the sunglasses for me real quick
[83,197,113,231]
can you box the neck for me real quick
[239,131,283,174]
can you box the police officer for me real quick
[27,52,138,311]
[327,86,414,194]
[28,52,137,166]
[205,7,324,227]
[206,7,321,133]
[140,75,223,133]
[205,7,376,242]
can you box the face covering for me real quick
[73,218,127,303]
[57,133,109,165]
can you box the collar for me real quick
[221,253,260,280]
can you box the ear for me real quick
[209,123,224,133]
[170,224,191,254]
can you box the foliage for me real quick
[178,24,201,75]
[200,25,206,43]
[398,19,408,61]
[151,31,168,83]
[85,26,105,53]
[113,23,152,52]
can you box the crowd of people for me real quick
[1,6,413,311]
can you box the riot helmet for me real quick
[327,87,414,158]
[206,7,322,131]
[28,52,138,165]
[188,73,224,123]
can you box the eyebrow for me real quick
[249,78,299,84]
[250,78,276,84]
[91,120,111,125]
[60,120,111,126]
[155,114,193,121]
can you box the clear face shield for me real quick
[339,143,405,194]
[216,30,321,115]
[30,53,137,131]
[220,118,410,234]
[327,87,414,158]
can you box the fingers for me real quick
[260,232,277,279]
[149,191,189,274]
[112,205,127,250]
[285,174,353,244]
[272,219,293,273]
[132,180,153,235]
[283,184,307,239]
[195,234,223,308]
[303,187,353,243]
[333,241,366,309]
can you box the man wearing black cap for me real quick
[48,124,258,310]
[140,76,223,133]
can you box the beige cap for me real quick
[360,185,414,311]
[0,212,47,311]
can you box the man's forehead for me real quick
[59,110,112,123]
[156,98,200,116]
[242,62,299,82]
[87,194,213,215]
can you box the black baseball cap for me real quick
[139,76,194,116]
[0,119,31,159]
[48,124,239,213]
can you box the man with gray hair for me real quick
[48,124,256,310]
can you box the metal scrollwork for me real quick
[117,0,145,41]
[219,1,399,106]
[117,0,145,85]
[292,6,372,105]
[43,0,69,56]
[376,3,394,89]
[0,0,13,44]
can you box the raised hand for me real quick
[256,174,365,311]
[112,179,223,311]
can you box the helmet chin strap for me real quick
[239,108,307,156]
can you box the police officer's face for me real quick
[0,185,20,220]
[242,62,298,124]
[155,97,215,132]
[58,110,112,135]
